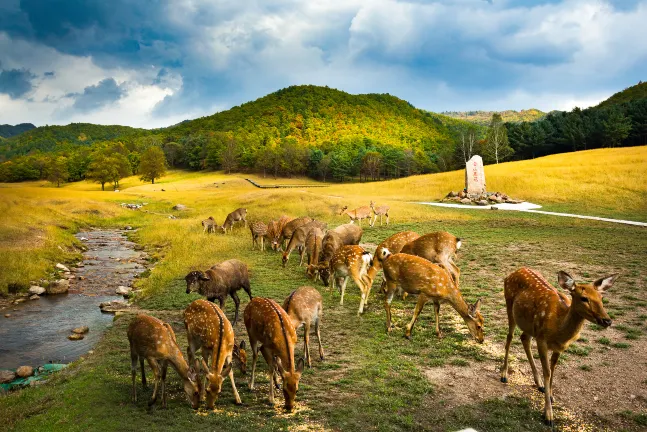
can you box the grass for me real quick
[1,147,647,431]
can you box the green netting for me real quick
[0,364,67,392]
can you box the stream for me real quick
[0,229,147,370]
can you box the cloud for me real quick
[0,67,35,99]
[67,78,127,112]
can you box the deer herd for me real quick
[129,203,619,427]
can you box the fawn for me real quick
[283,286,324,367]
[321,245,373,315]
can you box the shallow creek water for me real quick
[0,230,146,370]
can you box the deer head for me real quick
[558,271,617,328]
[276,357,305,411]
[201,359,232,409]
[318,264,331,286]
[282,251,290,267]
[185,271,208,294]
[233,340,247,374]
[369,200,375,208]
[464,299,485,343]
[184,368,201,409]
[338,206,348,215]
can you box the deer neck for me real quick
[445,287,471,321]
[167,341,191,380]
[553,304,586,346]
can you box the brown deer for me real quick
[339,205,372,226]
[369,201,390,226]
[244,297,305,411]
[221,208,247,233]
[273,216,313,251]
[380,250,484,342]
[282,220,327,267]
[127,314,200,409]
[500,268,617,427]
[249,221,268,251]
[304,228,324,279]
[183,300,245,408]
[282,286,324,368]
[366,230,420,287]
[400,231,462,287]
[201,216,219,234]
[306,224,362,280]
[268,215,294,251]
[321,245,373,315]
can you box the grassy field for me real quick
[1,147,646,431]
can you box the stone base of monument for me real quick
[442,191,524,206]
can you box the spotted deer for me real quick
[380,250,484,342]
[222,208,247,233]
[274,216,313,251]
[249,221,268,251]
[306,224,362,280]
[369,201,390,226]
[127,314,200,409]
[500,268,618,427]
[268,215,294,251]
[322,245,373,315]
[282,286,324,368]
[366,230,420,289]
[183,300,245,408]
[244,297,305,411]
[339,205,372,226]
[304,228,324,279]
[400,231,462,287]
[282,220,327,267]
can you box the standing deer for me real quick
[339,205,372,226]
[282,286,324,368]
[282,220,327,267]
[249,221,268,251]
[244,297,305,411]
[304,228,324,279]
[381,250,484,342]
[273,216,313,251]
[183,300,245,408]
[321,245,373,315]
[306,224,362,280]
[400,231,462,287]
[127,314,200,409]
[500,268,618,427]
[369,201,390,226]
[222,208,247,233]
[366,230,420,287]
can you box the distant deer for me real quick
[244,297,305,411]
[306,224,362,280]
[400,231,462,286]
[500,268,618,427]
[127,314,200,409]
[222,208,247,233]
[339,205,372,226]
[201,216,219,234]
[273,216,313,251]
[321,245,373,315]
[369,201,390,226]
[183,300,245,408]
[282,220,327,267]
[380,250,484,342]
[249,221,268,251]
[366,230,420,287]
[304,228,324,279]
[282,286,324,368]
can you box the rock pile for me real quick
[442,190,524,206]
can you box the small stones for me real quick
[72,326,89,334]
[30,295,40,300]
[0,370,16,383]
[55,263,70,272]
[68,333,84,341]
[28,286,46,296]
[16,366,34,378]
[4,314,10,318]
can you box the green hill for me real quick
[598,81,647,108]
[0,123,36,139]
[441,109,546,125]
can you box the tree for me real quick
[163,142,184,168]
[139,146,167,184]
[46,156,69,187]
[86,152,131,190]
[602,107,632,147]
[221,137,241,174]
[318,154,332,182]
[361,151,382,181]
[484,113,513,164]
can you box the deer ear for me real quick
[594,274,618,292]
[188,367,198,382]
[239,340,246,350]
[296,357,305,373]
[472,298,482,313]
[221,361,232,377]
[199,274,210,281]
[557,271,575,291]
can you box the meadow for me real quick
[0,147,646,431]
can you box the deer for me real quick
[304,228,324,279]
[183,300,245,408]
[201,216,219,234]
[127,314,200,409]
[268,215,294,251]
[249,221,268,251]
[273,216,313,251]
[281,220,327,267]
[380,250,484,342]
[221,208,247,233]
[282,286,324,368]
[306,224,362,280]
[184,259,252,325]
[321,245,373,315]
[500,268,618,427]
[366,230,420,291]
[244,297,305,411]
[339,205,372,226]
[400,231,462,287]
[369,201,390,227]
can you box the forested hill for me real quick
[598,81,647,108]
[441,109,546,125]
[0,123,36,139]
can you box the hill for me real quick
[0,123,36,139]
[598,81,647,108]
[441,109,546,125]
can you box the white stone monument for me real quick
[466,155,486,195]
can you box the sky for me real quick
[0,0,646,129]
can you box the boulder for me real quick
[0,370,16,384]
[100,300,130,313]
[458,190,467,199]
[4,314,10,318]
[16,366,34,378]
[30,295,40,300]
[477,200,489,206]
[447,191,458,198]
[72,326,89,334]
[172,204,187,211]
[116,286,131,296]
[55,263,70,272]
[46,279,69,295]
[68,333,84,341]
[29,286,46,296]
[460,198,472,205]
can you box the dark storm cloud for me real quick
[0,67,35,99]
[68,78,127,111]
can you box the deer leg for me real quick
[303,321,312,368]
[340,276,349,305]
[161,361,168,409]
[549,351,559,403]
[260,346,276,405]
[520,333,543,392]
[405,294,429,339]
[261,237,265,251]
[315,315,324,361]
[231,291,241,325]
[536,340,554,426]
[140,357,147,389]
[433,301,442,338]
[249,340,259,390]
[299,247,305,267]
[228,362,242,405]
[147,358,161,407]
[354,274,368,315]
[384,282,396,333]
[500,308,516,384]
[131,353,138,403]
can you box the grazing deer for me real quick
[268,215,294,251]
[127,314,200,409]
[222,208,247,233]
[273,216,312,251]
[249,221,268,251]
[369,201,390,227]
[339,205,372,226]
[367,230,420,286]
[400,231,462,287]
[282,220,327,267]
[244,297,305,411]
[306,224,362,280]
[500,268,618,427]
[282,286,324,368]
[304,228,324,279]
[183,300,245,408]
[202,216,219,234]
[380,250,484,342]
[321,245,373,315]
